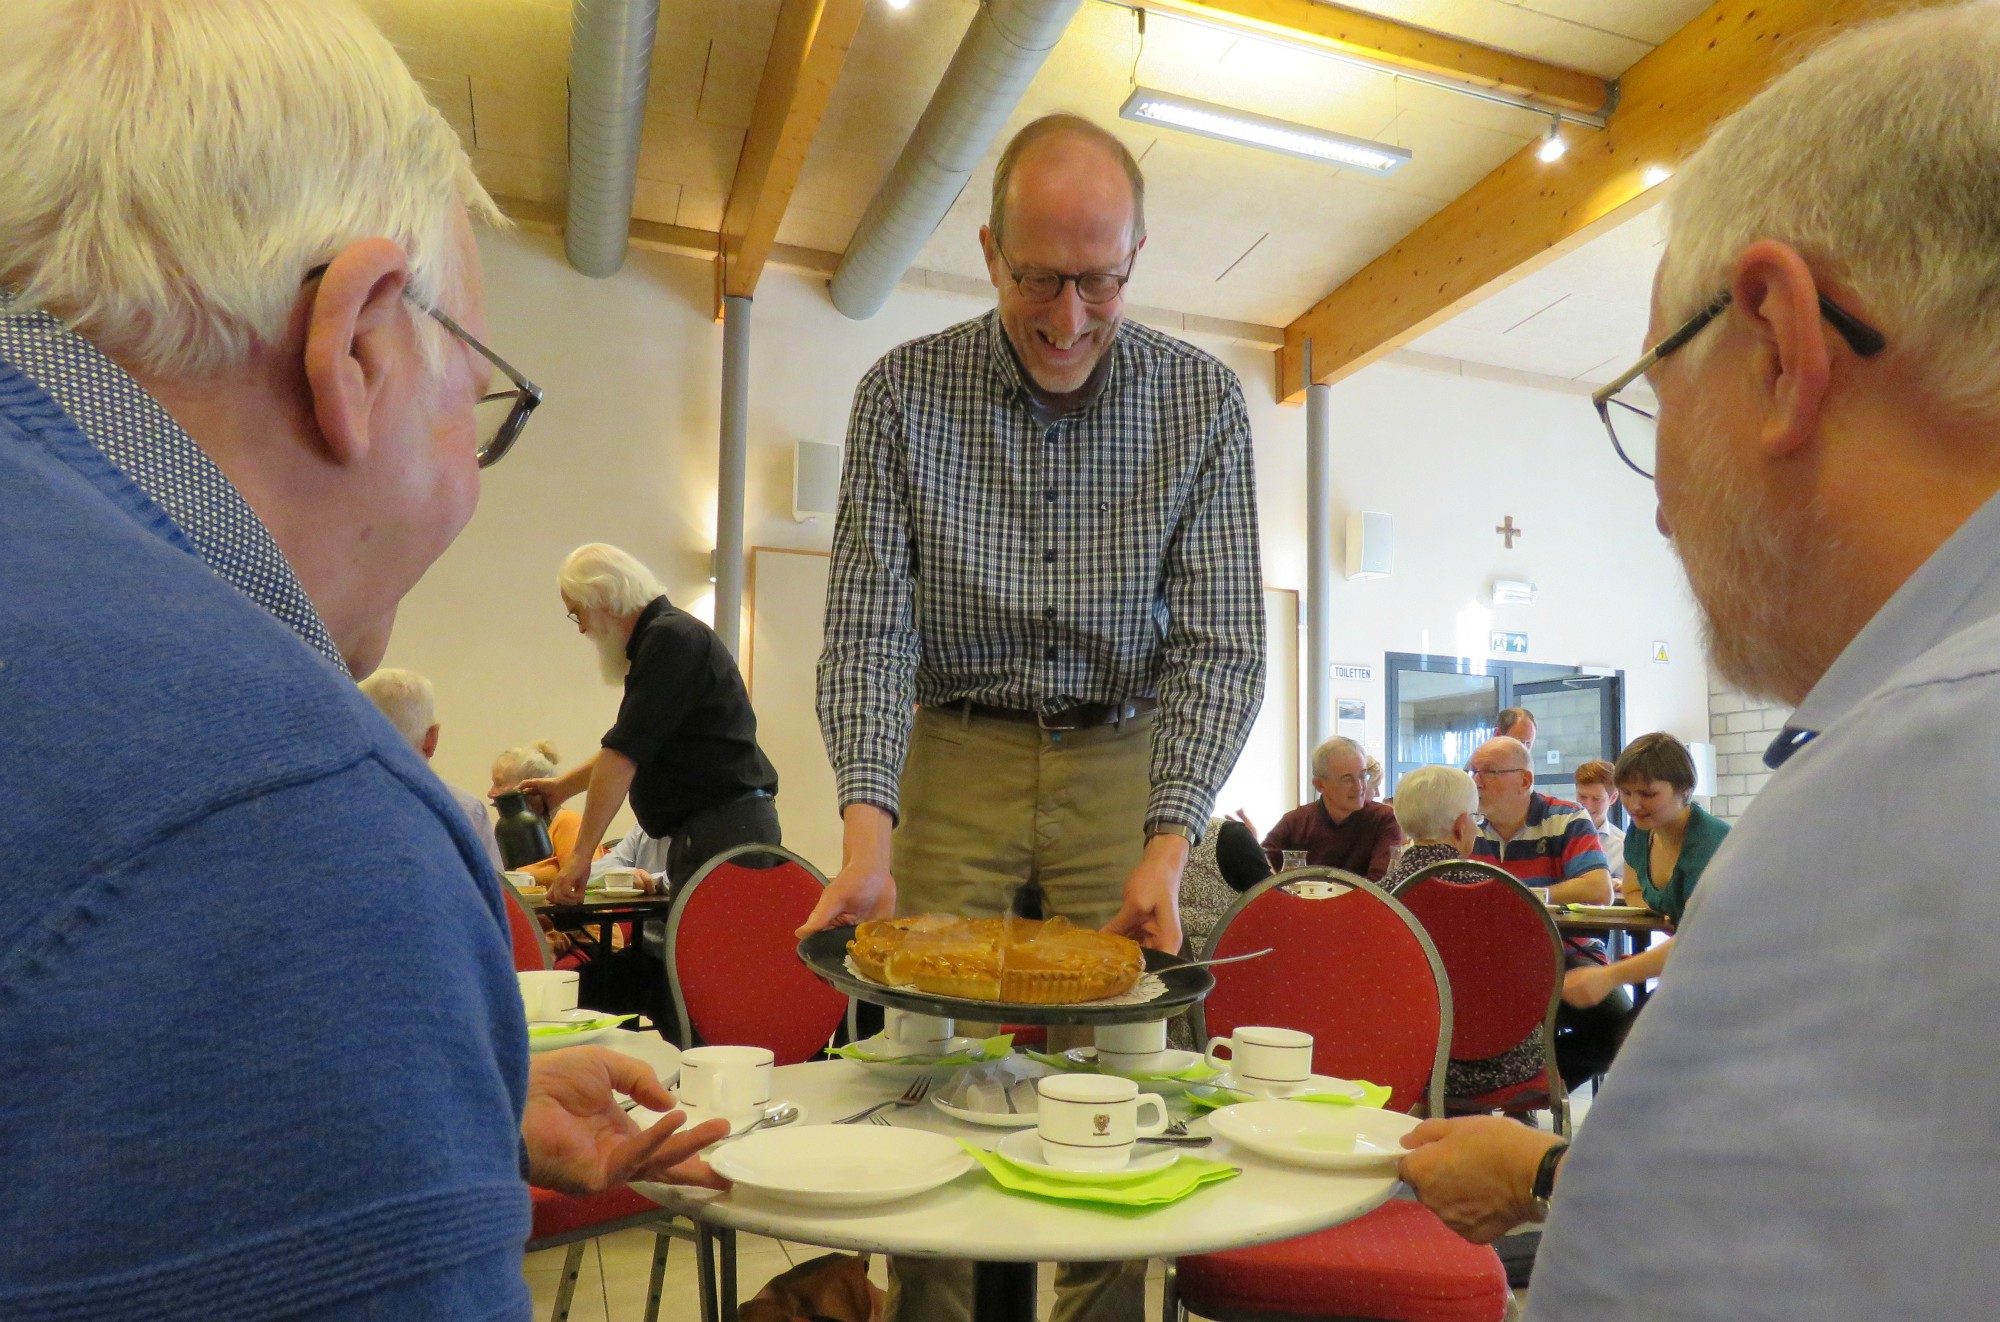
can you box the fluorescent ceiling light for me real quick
[1119,87,1411,176]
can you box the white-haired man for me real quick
[358,666,504,868]
[524,543,780,905]
[0,4,725,1317]
[1400,6,2000,1315]
[1261,735,1403,880]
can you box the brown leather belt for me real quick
[938,697,1159,731]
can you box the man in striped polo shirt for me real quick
[1467,736,1626,1085]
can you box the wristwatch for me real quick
[1145,821,1197,843]
[1530,1139,1569,1221]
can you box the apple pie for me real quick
[848,914,1144,1004]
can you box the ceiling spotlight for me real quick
[1642,164,1673,188]
[885,0,911,8]
[1536,117,1567,163]
[1119,88,1410,176]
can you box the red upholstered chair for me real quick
[1170,868,1514,1322]
[502,882,554,973]
[665,843,848,1056]
[1392,859,1570,1137]
[665,843,850,1316]
[501,887,706,1322]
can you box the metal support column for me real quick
[1305,340,1334,755]
[715,294,751,657]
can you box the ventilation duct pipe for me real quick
[565,0,660,277]
[829,0,1083,319]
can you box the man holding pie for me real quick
[802,112,1266,1322]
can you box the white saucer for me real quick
[1207,1071,1367,1101]
[933,1092,1039,1128]
[708,1124,972,1207]
[1064,1047,1208,1079]
[849,1032,982,1060]
[671,1100,807,1137]
[526,1010,622,1053]
[994,1129,1179,1181]
[592,885,645,898]
[1206,1101,1418,1171]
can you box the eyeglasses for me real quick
[1469,767,1529,779]
[1591,287,1886,481]
[997,245,1136,305]
[303,264,542,469]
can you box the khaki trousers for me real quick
[885,705,1155,1322]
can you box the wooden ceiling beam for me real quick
[1275,0,1944,402]
[719,0,866,307]
[1137,0,1610,117]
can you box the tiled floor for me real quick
[524,1234,1170,1321]
[525,1087,1595,1321]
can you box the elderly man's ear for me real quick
[1730,240,1834,462]
[300,238,419,468]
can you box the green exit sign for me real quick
[1490,630,1530,655]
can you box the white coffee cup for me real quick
[1206,1025,1314,1096]
[516,969,580,1020]
[502,870,540,890]
[884,1008,955,1052]
[678,1045,774,1122]
[1093,1019,1169,1074]
[597,867,641,891]
[1036,1074,1168,1171]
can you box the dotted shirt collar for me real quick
[0,301,348,675]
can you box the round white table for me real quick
[621,1057,1399,1322]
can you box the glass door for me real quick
[1385,656,1499,794]
[1514,675,1624,801]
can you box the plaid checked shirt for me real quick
[816,310,1265,833]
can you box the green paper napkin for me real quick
[1025,1049,1222,1084]
[1184,1079,1393,1111]
[526,1013,635,1040]
[961,1141,1239,1209]
[830,1033,1014,1067]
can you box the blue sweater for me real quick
[0,363,532,1318]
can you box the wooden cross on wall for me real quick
[1496,515,1522,549]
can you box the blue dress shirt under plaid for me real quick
[816,310,1265,833]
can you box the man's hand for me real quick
[1227,808,1259,838]
[797,804,898,937]
[523,1047,732,1195]
[1104,833,1187,952]
[549,851,592,906]
[633,867,661,895]
[513,776,571,811]
[1398,1115,1561,1244]
[1562,964,1618,1008]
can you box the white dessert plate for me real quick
[933,1092,1038,1128]
[993,1129,1178,1181]
[592,885,646,898]
[708,1124,971,1207]
[526,1010,623,1053]
[1206,1101,1418,1171]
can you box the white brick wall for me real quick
[1706,673,1792,824]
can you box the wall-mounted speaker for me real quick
[1345,511,1392,580]
[793,440,843,523]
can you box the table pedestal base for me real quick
[973,1261,1037,1322]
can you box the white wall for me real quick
[383,226,1708,865]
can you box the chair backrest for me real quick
[666,843,848,1062]
[1197,867,1449,1116]
[1392,859,1564,1062]
[500,883,552,972]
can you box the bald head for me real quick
[989,115,1145,251]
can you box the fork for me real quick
[835,1075,932,1125]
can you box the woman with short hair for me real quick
[1385,765,1547,1098]
[1563,732,1731,1010]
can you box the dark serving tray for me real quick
[796,925,1215,1026]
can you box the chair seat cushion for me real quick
[1176,1199,1508,1322]
[1448,1070,1551,1115]
[528,1185,661,1243]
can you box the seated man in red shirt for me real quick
[1261,736,1403,880]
